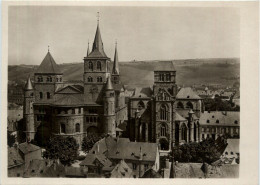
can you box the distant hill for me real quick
[8,58,239,87]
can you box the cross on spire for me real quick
[48,45,50,52]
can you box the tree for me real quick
[81,133,107,153]
[7,131,16,147]
[43,136,79,166]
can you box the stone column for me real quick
[145,123,148,142]
[190,123,194,142]
[179,128,182,143]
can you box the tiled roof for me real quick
[35,52,62,74]
[52,94,84,106]
[18,142,41,155]
[176,87,201,100]
[200,111,240,126]
[8,147,24,168]
[154,61,176,71]
[79,154,112,168]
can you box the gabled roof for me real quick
[200,111,239,126]
[36,51,62,74]
[176,87,201,100]
[79,154,112,168]
[52,94,85,107]
[132,87,153,98]
[56,85,83,94]
[25,76,33,90]
[18,142,41,155]
[110,160,133,178]
[87,24,107,58]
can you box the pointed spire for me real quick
[36,51,62,74]
[112,40,119,75]
[88,12,107,58]
[87,40,90,56]
[25,76,33,90]
[105,75,113,90]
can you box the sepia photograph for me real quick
[2,1,259,184]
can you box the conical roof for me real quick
[25,76,33,90]
[112,43,119,75]
[105,76,113,90]
[36,51,62,74]
[88,23,107,58]
[87,41,90,57]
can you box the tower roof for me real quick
[36,51,62,74]
[87,22,108,58]
[25,76,33,90]
[112,42,119,75]
[105,76,113,90]
[86,41,90,57]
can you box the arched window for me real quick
[47,92,51,99]
[186,101,193,109]
[89,61,93,71]
[137,101,145,110]
[60,78,62,82]
[60,123,65,133]
[75,123,80,132]
[160,104,167,120]
[39,92,43,99]
[181,124,187,141]
[97,61,102,71]
[97,76,102,82]
[161,74,165,81]
[216,119,219,123]
[177,102,184,109]
[166,73,171,81]
[88,76,93,82]
[38,76,43,82]
[160,124,166,137]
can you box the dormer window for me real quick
[216,119,219,123]
[234,120,238,124]
[207,120,210,123]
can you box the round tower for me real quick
[23,76,35,141]
[103,76,116,137]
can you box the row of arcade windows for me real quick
[86,116,99,123]
[39,92,51,99]
[87,76,103,82]
[88,61,102,71]
[57,108,82,114]
[159,73,171,82]
[60,123,80,133]
[37,76,62,82]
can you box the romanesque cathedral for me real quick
[24,20,203,150]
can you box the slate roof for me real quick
[52,94,85,107]
[8,147,24,168]
[132,87,153,98]
[79,154,112,169]
[154,61,176,71]
[107,140,158,162]
[112,45,119,75]
[105,76,113,90]
[175,112,187,122]
[18,142,41,155]
[87,24,108,58]
[110,160,133,178]
[35,52,62,74]
[25,76,33,90]
[176,87,201,100]
[200,111,240,126]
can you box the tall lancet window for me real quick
[89,61,93,71]
[160,104,167,120]
[97,61,102,71]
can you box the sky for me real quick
[8,6,240,65]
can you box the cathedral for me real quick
[23,20,127,146]
[23,17,203,149]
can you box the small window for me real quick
[207,120,210,123]
[60,78,62,82]
[61,123,65,134]
[86,117,89,122]
[144,164,149,171]
[225,152,228,155]
[39,92,43,99]
[212,115,215,118]
[234,120,238,124]
[47,92,51,99]
[89,61,93,71]
[216,120,219,123]
[75,123,80,132]
[31,169,35,173]
[88,76,93,82]
[17,173,20,177]
[231,152,234,155]
[72,109,75,114]
[78,108,81,114]
[97,76,102,82]
[110,93,114,97]
[97,61,102,71]
[56,78,59,82]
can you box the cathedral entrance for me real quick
[159,138,169,150]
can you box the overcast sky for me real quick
[8,6,240,65]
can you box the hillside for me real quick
[8,58,239,87]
